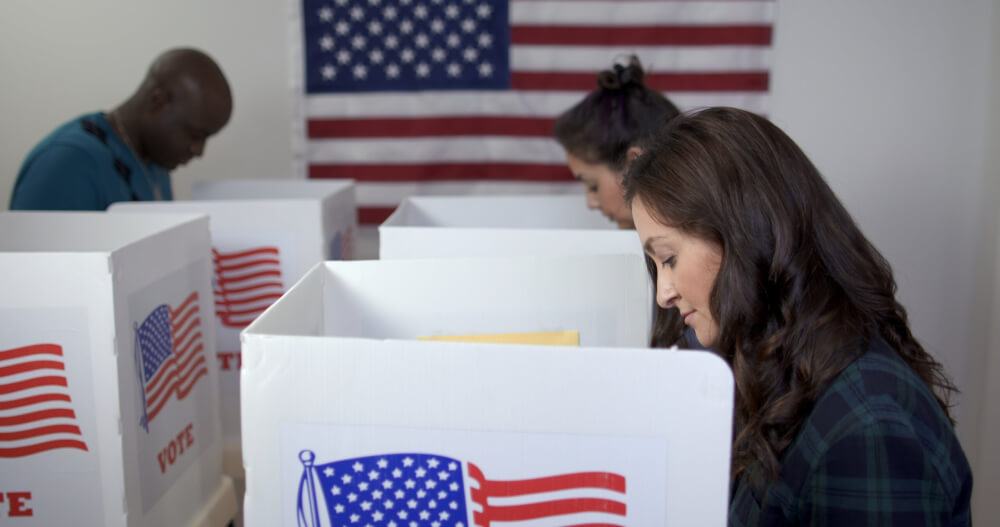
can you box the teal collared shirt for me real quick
[9,112,172,211]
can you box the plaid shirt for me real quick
[729,337,972,526]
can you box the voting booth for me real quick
[379,194,641,259]
[0,212,235,527]
[110,179,357,523]
[240,256,734,526]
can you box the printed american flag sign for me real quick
[213,247,285,328]
[297,451,627,526]
[135,292,209,431]
[0,343,88,458]
[297,0,776,223]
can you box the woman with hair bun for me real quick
[624,107,972,525]
[553,55,680,229]
[554,56,688,348]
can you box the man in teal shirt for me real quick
[9,48,232,210]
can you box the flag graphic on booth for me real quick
[0,343,88,458]
[296,450,627,527]
[134,292,209,433]
[212,246,285,328]
[298,0,776,224]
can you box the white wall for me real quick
[970,0,1000,521]
[0,0,298,207]
[1,0,997,522]
[770,0,995,512]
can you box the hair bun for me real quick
[596,55,646,91]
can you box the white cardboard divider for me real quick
[110,179,357,522]
[0,211,235,527]
[241,256,733,526]
[379,194,641,259]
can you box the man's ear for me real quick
[147,84,172,115]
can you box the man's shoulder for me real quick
[29,112,110,158]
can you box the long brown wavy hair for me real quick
[622,107,957,486]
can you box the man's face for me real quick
[142,78,231,170]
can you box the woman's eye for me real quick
[587,184,598,192]
[662,256,676,268]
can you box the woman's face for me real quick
[565,153,633,228]
[632,198,723,347]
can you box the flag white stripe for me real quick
[511,45,771,72]
[510,1,775,25]
[357,181,580,206]
[309,137,565,163]
[305,92,769,118]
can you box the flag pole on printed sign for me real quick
[133,322,149,433]
[297,450,321,527]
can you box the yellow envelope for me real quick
[418,330,579,346]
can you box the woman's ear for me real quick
[626,146,643,167]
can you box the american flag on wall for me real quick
[296,451,627,527]
[295,0,775,224]
[134,292,209,432]
[212,247,285,328]
[0,343,88,458]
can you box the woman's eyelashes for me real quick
[662,255,676,268]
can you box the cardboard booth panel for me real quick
[378,195,641,259]
[192,179,353,201]
[278,255,650,346]
[111,181,358,458]
[240,340,734,526]
[385,194,613,229]
[190,179,357,261]
[238,255,734,525]
[0,212,234,527]
[1,211,209,252]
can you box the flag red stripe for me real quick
[0,439,89,458]
[171,305,199,336]
[309,163,573,182]
[172,292,199,315]
[216,294,284,311]
[0,424,83,441]
[0,376,67,395]
[217,306,271,318]
[216,270,282,286]
[171,324,200,356]
[213,247,280,260]
[0,344,62,362]
[474,498,626,523]
[0,359,64,378]
[146,365,208,422]
[215,281,284,295]
[475,471,626,496]
[146,353,207,417]
[0,408,76,427]
[510,24,772,46]
[511,71,769,91]
[214,258,282,273]
[308,117,555,139]
[219,316,260,328]
[146,342,203,401]
[359,207,397,225]
[0,393,71,411]
[146,343,203,400]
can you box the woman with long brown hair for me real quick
[623,107,972,525]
